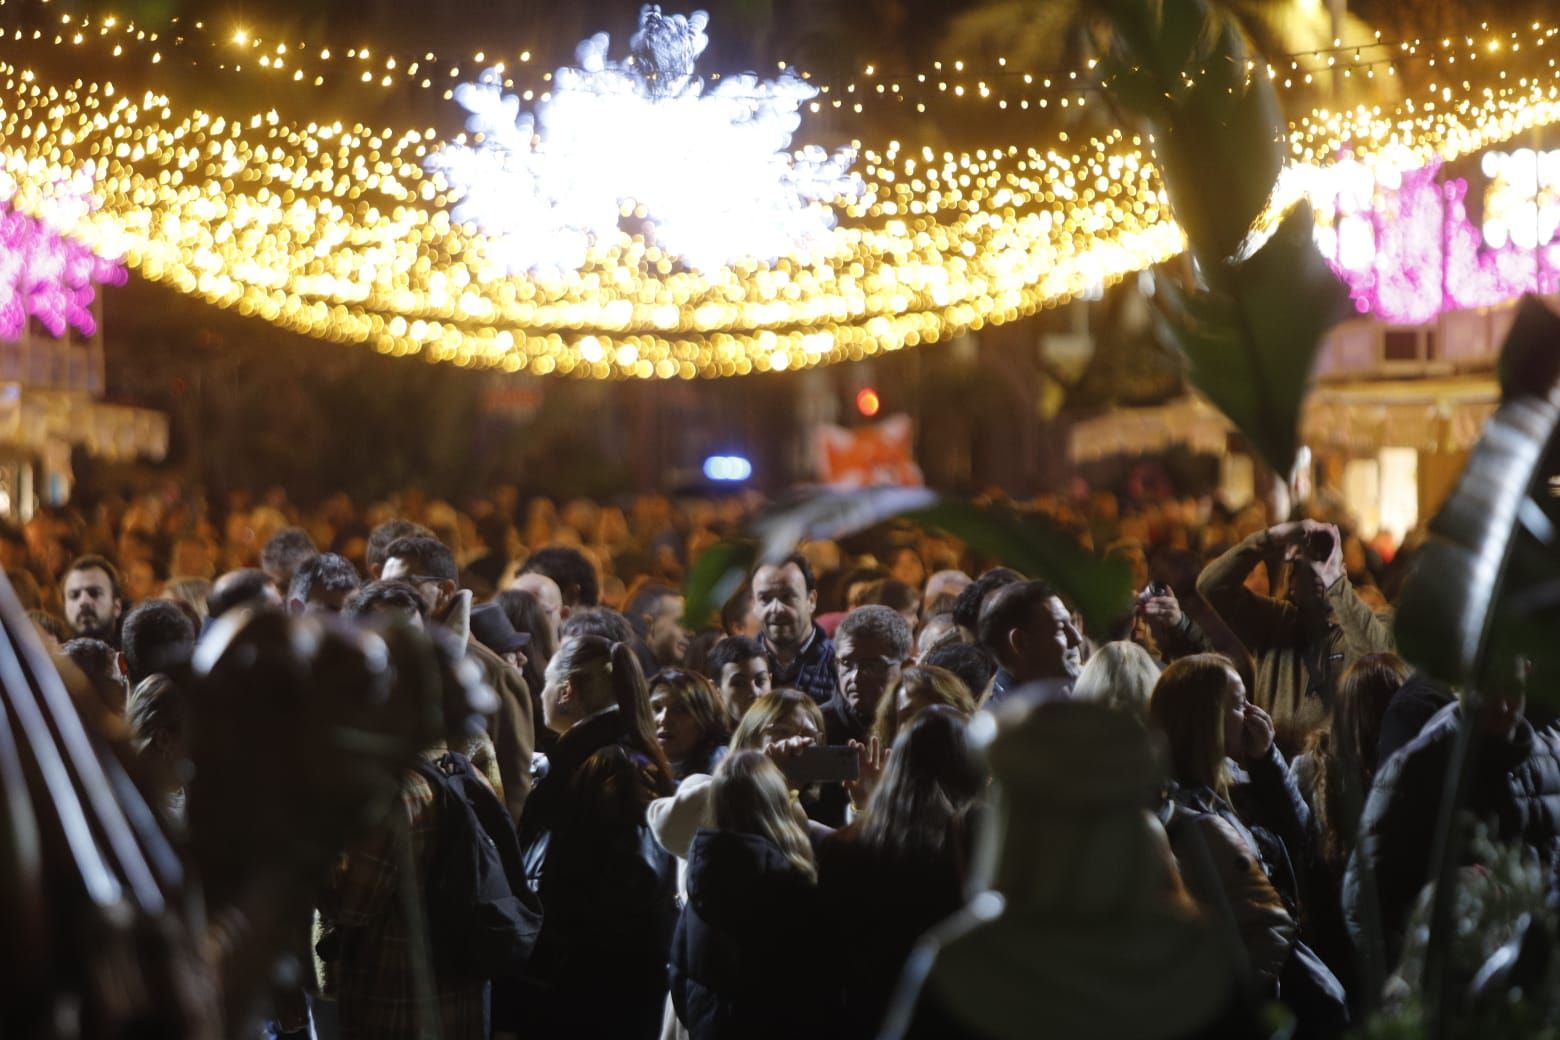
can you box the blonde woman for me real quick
[669,752,826,1040]
[1072,640,1162,725]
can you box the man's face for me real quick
[753,563,814,652]
[645,594,690,667]
[719,657,771,724]
[381,557,449,616]
[63,567,121,639]
[835,629,904,719]
[540,656,577,735]
[1014,595,1083,683]
[511,573,564,642]
[301,587,353,617]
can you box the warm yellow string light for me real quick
[1,16,1559,377]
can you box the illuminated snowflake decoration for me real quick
[426,5,861,276]
[0,169,127,340]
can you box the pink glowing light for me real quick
[0,202,127,341]
[1319,160,1560,325]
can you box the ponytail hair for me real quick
[553,633,675,794]
[609,639,674,794]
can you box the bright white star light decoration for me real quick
[425,5,862,276]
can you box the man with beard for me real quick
[823,605,912,746]
[62,555,124,646]
[751,553,838,704]
[1197,518,1395,758]
[977,580,1084,709]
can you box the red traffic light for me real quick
[855,387,881,417]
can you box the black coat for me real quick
[508,710,678,1040]
[1345,705,1560,965]
[816,826,967,1038]
[670,830,835,1040]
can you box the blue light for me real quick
[703,455,753,482]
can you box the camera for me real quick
[1303,528,1336,562]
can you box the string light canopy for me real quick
[1,7,1560,378]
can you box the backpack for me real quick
[411,751,543,980]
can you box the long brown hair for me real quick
[1307,652,1409,869]
[650,668,730,762]
[1149,654,1239,796]
[552,634,674,793]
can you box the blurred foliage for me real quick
[1090,0,1348,476]
[684,486,1132,633]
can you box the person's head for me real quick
[1148,654,1247,793]
[260,526,317,589]
[706,634,771,725]
[345,579,429,629]
[874,664,977,750]
[1309,652,1410,869]
[209,568,283,619]
[879,545,919,587]
[951,566,1022,633]
[542,634,672,787]
[120,599,197,687]
[710,750,817,881]
[61,555,122,641]
[860,578,920,631]
[649,668,729,770]
[366,519,435,578]
[720,581,761,638]
[522,546,600,613]
[29,610,71,650]
[61,637,127,717]
[751,553,817,654]
[731,688,825,753]
[1331,652,1410,779]
[916,611,960,658]
[495,587,560,664]
[560,606,635,645]
[127,673,185,771]
[1073,640,1162,725]
[380,536,458,617]
[468,601,532,672]
[162,577,212,623]
[835,604,913,720]
[626,582,690,668]
[977,580,1083,684]
[1475,653,1532,741]
[509,571,564,645]
[861,706,988,861]
[286,552,362,616]
[1104,538,1151,593]
[922,569,972,616]
[921,640,998,703]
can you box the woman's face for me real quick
[651,685,705,761]
[540,657,576,735]
[760,707,821,750]
[1222,669,1249,759]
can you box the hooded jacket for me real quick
[670,829,834,1040]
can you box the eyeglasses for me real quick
[838,656,899,676]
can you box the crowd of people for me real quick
[16,482,1560,1039]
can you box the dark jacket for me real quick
[821,690,871,746]
[510,709,678,1040]
[816,825,967,1038]
[1345,704,1560,965]
[1197,532,1395,757]
[670,830,833,1040]
[1375,672,1454,765]
[766,622,838,704]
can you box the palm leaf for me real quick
[684,488,1132,634]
